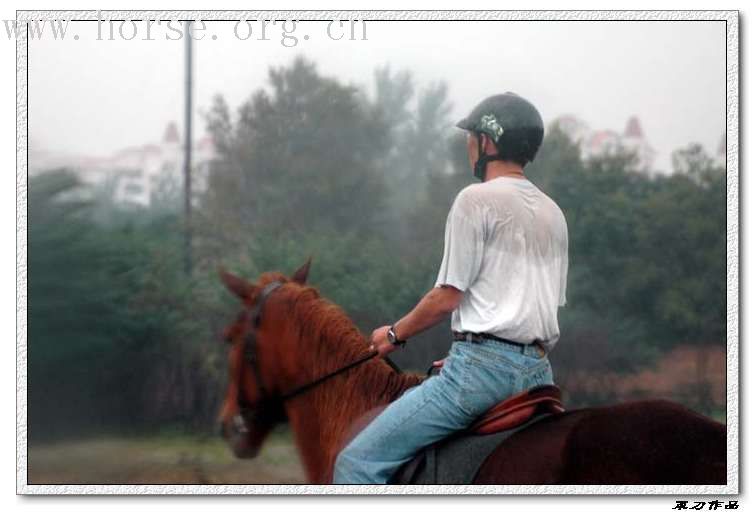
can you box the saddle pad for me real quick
[390,413,552,484]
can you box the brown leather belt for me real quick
[452,331,546,355]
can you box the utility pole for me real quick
[183,20,193,276]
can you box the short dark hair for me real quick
[477,131,531,168]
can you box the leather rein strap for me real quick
[241,280,379,405]
[281,350,378,401]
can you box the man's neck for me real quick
[483,161,525,182]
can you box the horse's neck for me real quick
[285,352,422,483]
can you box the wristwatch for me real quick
[387,325,407,347]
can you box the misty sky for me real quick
[29,19,725,172]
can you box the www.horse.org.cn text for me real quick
[4,15,369,47]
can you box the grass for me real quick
[27,429,306,485]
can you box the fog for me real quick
[29,19,724,172]
[26,17,728,483]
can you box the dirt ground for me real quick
[27,430,306,485]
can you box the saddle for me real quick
[390,384,565,484]
[469,384,564,434]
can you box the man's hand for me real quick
[369,325,398,358]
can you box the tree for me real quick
[29,170,226,439]
[201,56,390,246]
[28,171,153,439]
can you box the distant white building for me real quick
[552,114,656,171]
[30,122,215,208]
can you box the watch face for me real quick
[387,328,396,344]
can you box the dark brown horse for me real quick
[217,262,726,485]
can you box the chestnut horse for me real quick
[218,263,726,485]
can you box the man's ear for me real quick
[291,257,312,284]
[219,267,253,299]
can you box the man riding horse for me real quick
[334,92,569,484]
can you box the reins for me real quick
[280,349,379,401]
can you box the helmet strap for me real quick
[473,133,503,182]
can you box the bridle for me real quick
[230,280,387,435]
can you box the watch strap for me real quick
[389,325,407,347]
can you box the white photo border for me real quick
[15,9,739,495]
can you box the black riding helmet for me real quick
[457,93,544,181]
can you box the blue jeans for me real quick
[333,339,554,484]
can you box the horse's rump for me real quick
[476,400,726,485]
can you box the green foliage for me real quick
[29,171,153,439]
[202,56,390,239]
[28,171,222,440]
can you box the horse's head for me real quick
[217,258,311,459]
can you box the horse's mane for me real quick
[269,275,421,410]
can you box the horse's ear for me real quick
[291,257,312,284]
[219,267,253,299]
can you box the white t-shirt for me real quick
[434,177,569,350]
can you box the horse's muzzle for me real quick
[220,416,260,459]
